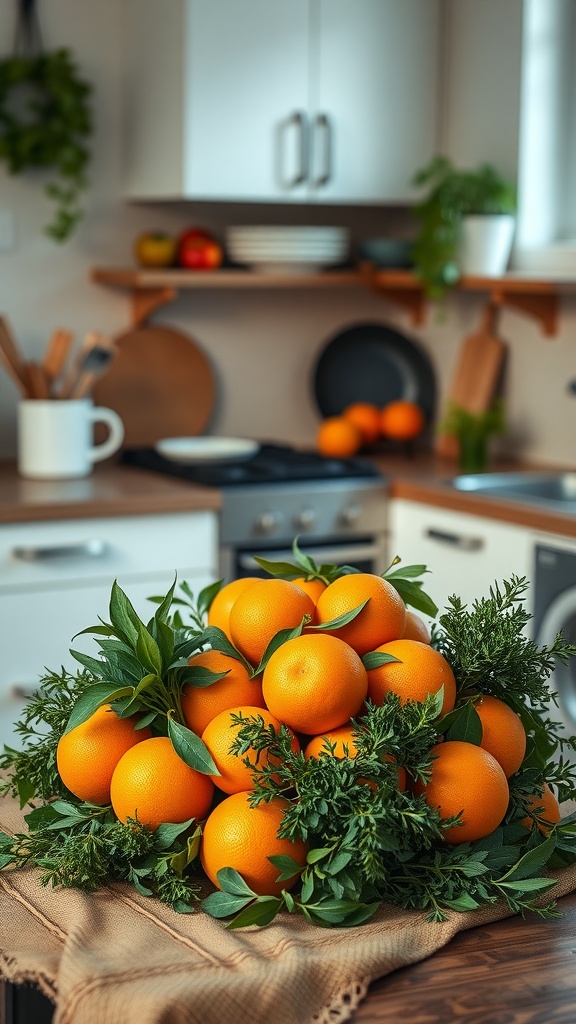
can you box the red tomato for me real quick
[177,228,223,270]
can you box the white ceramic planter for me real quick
[458,214,515,276]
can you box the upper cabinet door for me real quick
[184,0,310,200]
[124,0,441,204]
[311,0,441,203]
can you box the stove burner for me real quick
[121,443,380,487]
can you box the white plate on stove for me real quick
[155,436,260,464]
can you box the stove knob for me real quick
[339,502,362,527]
[254,510,282,534]
[294,507,316,531]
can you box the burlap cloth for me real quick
[1,790,576,1024]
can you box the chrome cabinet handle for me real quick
[12,539,109,561]
[425,528,484,552]
[313,113,332,187]
[281,111,308,188]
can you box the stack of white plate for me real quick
[225,226,349,274]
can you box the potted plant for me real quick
[439,399,506,473]
[411,156,517,299]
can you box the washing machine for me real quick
[533,542,576,752]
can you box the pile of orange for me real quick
[55,569,560,898]
[316,400,426,459]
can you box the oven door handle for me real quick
[238,542,384,571]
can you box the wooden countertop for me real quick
[0,460,221,524]
[358,888,576,1023]
[1,451,576,539]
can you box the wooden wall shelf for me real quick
[91,266,571,334]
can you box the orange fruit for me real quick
[200,792,308,897]
[366,638,456,716]
[229,578,316,667]
[110,735,214,829]
[316,417,362,459]
[201,705,299,794]
[342,402,381,446]
[402,609,431,644]
[315,573,406,656]
[262,633,368,734]
[521,783,561,833]
[56,703,152,805]
[304,723,406,790]
[181,649,266,736]
[413,740,509,844]
[474,694,527,778]
[207,577,260,638]
[291,576,327,605]
[380,400,425,441]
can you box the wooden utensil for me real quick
[93,324,217,447]
[26,361,51,399]
[436,303,507,459]
[41,328,74,389]
[0,316,30,396]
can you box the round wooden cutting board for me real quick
[93,324,217,448]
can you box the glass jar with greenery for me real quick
[440,400,506,473]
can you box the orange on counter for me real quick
[474,694,527,778]
[342,402,381,446]
[380,400,425,440]
[201,705,299,794]
[315,572,406,656]
[366,638,456,716]
[316,416,362,458]
[182,649,266,737]
[229,577,315,667]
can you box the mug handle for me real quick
[89,407,125,463]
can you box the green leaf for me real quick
[153,576,177,623]
[442,893,481,911]
[16,776,35,809]
[64,683,134,733]
[306,847,333,864]
[388,578,438,617]
[384,563,429,581]
[216,867,258,896]
[267,854,305,881]
[197,578,225,618]
[499,877,557,893]
[446,702,483,744]
[498,835,556,882]
[253,619,309,676]
[361,651,401,670]
[68,649,106,676]
[167,716,220,776]
[200,626,253,672]
[109,580,141,646]
[252,556,301,578]
[307,600,369,631]
[135,625,163,676]
[201,890,254,919]
[178,665,230,689]
[226,897,282,929]
[154,819,194,849]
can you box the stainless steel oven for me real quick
[122,443,389,581]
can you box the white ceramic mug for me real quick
[17,399,125,480]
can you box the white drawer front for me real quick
[0,512,217,591]
[0,569,217,750]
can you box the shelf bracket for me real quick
[490,289,559,337]
[131,286,177,327]
[361,265,427,326]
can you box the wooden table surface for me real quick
[357,890,576,1023]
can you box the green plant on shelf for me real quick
[440,399,506,473]
[411,156,517,301]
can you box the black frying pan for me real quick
[312,322,437,426]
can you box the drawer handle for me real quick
[425,528,484,552]
[12,539,109,562]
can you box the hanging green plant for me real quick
[0,46,92,241]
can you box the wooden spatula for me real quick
[436,303,507,459]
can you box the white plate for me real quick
[155,436,260,464]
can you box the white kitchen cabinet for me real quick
[0,512,217,749]
[388,499,535,621]
[124,0,440,203]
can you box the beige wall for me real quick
[0,0,575,469]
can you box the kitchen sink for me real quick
[452,472,576,514]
